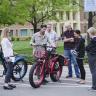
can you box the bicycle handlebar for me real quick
[31,44,56,49]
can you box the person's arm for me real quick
[75,38,85,52]
[30,35,35,46]
[64,37,74,42]
[63,32,74,42]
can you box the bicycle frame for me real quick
[36,51,59,77]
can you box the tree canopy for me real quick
[0,0,79,31]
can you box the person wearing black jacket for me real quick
[74,30,86,84]
[86,27,96,91]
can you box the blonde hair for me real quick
[1,27,9,39]
[87,27,96,36]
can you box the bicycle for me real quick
[0,51,28,81]
[29,45,68,88]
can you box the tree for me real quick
[0,0,28,26]
[0,0,15,26]
[73,0,96,28]
[0,0,79,32]
[16,0,80,32]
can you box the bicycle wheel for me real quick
[50,62,63,82]
[29,62,44,88]
[12,60,28,81]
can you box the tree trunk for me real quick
[88,12,93,28]
[33,23,38,33]
[87,12,93,44]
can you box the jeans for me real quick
[64,49,80,77]
[87,53,96,89]
[4,59,13,83]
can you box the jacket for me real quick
[86,37,96,55]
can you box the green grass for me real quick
[13,41,64,63]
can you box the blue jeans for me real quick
[64,49,80,77]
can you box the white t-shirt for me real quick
[45,31,59,47]
[1,38,15,62]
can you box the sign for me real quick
[84,0,96,12]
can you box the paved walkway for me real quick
[0,65,96,96]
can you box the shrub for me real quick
[19,36,31,41]
[11,37,20,41]
[11,37,15,41]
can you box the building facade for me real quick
[47,10,87,36]
[0,23,34,37]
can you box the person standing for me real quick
[86,27,96,91]
[30,25,50,84]
[63,25,80,78]
[1,28,16,90]
[74,30,86,84]
[45,23,59,48]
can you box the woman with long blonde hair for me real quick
[1,27,16,90]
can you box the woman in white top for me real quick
[1,28,16,90]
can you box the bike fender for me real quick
[50,60,56,73]
[13,56,25,65]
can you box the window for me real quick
[66,11,70,20]
[52,11,56,17]
[73,23,78,29]
[9,30,13,37]
[73,12,77,20]
[53,24,57,33]
[20,29,28,36]
[16,30,18,36]
[59,11,63,20]
[60,23,64,35]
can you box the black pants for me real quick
[5,61,13,83]
[87,54,96,89]
[0,51,7,72]
[76,58,86,80]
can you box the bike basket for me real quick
[58,55,68,66]
[34,49,45,58]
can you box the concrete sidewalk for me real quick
[0,65,96,96]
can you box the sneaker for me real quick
[3,85,13,90]
[66,75,72,78]
[77,80,85,84]
[8,84,16,88]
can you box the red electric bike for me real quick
[29,45,68,88]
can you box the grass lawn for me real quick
[13,41,64,63]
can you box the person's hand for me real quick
[30,43,36,47]
[69,38,74,42]
[30,44,32,46]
